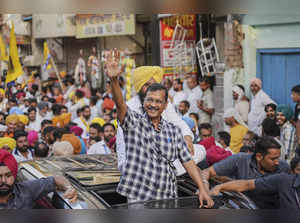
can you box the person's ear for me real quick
[256,153,263,161]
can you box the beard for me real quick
[0,183,13,196]
[17,146,28,153]
[83,114,91,120]
[104,135,113,143]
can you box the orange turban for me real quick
[61,134,82,155]
[102,98,115,111]
[52,113,71,127]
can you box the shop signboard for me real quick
[159,15,197,76]
[76,14,135,39]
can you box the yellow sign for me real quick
[76,14,135,39]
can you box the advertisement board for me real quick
[33,14,76,39]
[159,15,197,76]
[76,14,135,39]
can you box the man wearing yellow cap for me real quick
[0,88,7,113]
[116,66,195,173]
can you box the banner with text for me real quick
[76,14,135,39]
[159,15,197,77]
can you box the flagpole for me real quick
[49,56,64,91]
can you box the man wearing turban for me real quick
[248,78,276,136]
[0,149,77,208]
[16,115,29,132]
[276,105,297,161]
[0,137,16,152]
[116,66,195,172]
[224,108,249,153]
[232,85,249,123]
[5,115,19,138]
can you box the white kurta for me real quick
[183,81,203,115]
[248,90,276,135]
[172,90,187,112]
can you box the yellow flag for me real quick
[43,41,52,70]
[0,35,8,61]
[6,23,23,84]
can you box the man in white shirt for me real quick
[116,66,195,172]
[184,75,203,115]
[27,107,41,132]
[37,102,52,122]
[0,88,8,113]
[88,123,116,155]
[178,100,190,117]
[171,78,187,112]
[198,77,215,124]
[74,49,86,86]
[232,85,249,123]
[74,106,92,140]
[248,78,276,136]
[12,131,34,163]
[63,78,77,102]
[69,90,90,119]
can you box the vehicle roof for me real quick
[19,154,121,187]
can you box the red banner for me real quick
[159,15,197,76]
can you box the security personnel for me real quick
[210,157,300,209]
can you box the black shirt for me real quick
[255,173,300,209]
[294,103,300,122]
[213,153,290,208]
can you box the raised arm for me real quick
[105,49,127,124]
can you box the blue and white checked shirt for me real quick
[117,107,192,201]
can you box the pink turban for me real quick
[70,126,83,137]
[27,131,39,147]
[250,78,262,88]
[0,149,18,179]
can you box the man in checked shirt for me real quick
[106,49,214,208]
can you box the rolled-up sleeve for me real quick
[176,127,192,163]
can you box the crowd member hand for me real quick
[209,185,222,196]
[105,49,122,79]
[63,186,78,203]
[198,189,214,208]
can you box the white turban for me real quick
[224,108,247,127]
[53,141,74,156]
[232,85,244,102]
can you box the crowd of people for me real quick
[0,48,299,209]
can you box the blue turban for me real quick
[9,107,24,115]
[276,104,293,121]
[182,116,195,130]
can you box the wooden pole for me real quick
[49,56,64,91]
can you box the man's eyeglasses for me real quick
[144,98,165,105]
